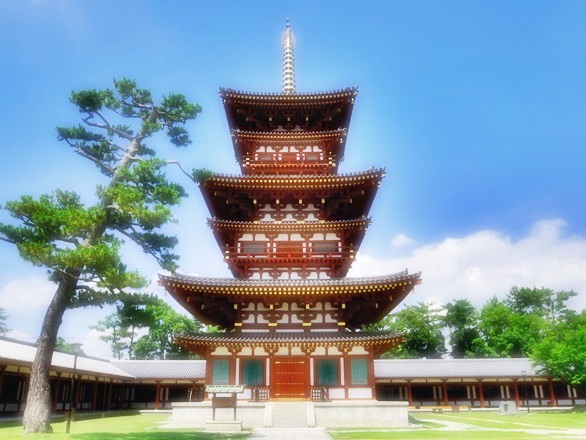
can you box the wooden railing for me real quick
[251,386,270,402]
[229,247,353,261]
[311,386,330,402]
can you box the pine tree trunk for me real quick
[22,277,71,434]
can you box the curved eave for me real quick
[199,169,385,222]
[159,270,420,294]
[220,87,357,132]
[203,168,384,189]
[241,162,338,176]
[160,271,420,329]
[220,87,358,102]
[175,330,403,357]
[208,217,371,234]
[232,128,347,143]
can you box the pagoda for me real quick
[160,20,421,401]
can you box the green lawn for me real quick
[3,410,586,440]
[329,410,586,440]
[0,413,250,440]
[420,410,586,429]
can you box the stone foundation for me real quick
[169,400,409,429]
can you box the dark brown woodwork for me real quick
[199,170,384,222]
[221,88,357,133]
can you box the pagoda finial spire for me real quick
[281,18,296,95]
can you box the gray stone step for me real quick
[270,402,310,428]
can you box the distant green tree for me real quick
[0,308,9,336]
[116,294,159,359]
[531,310,586,394]
[505,286,576,324]
[92,312,132,360]
[133,298,201,360]
[0,78,200,433]
[444,299,489,358]
[93,294,159,359]
[479,296,546,357]
[54,337,86,355]
[371,302,446,359]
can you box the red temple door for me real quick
[273,358,307,399]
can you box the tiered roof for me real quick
[220,87,357,132]
[176,330,405,357]
[160,271,421,329]
[199,168,385,221]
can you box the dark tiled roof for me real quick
[178,331,403,344]
[205,168,385,189]
[0,337,133,379]
[232,128,347,141]
[112,360,205,380]
[208,217,371,233]
[220,87,358,100]
[374,358,539,379]
[160,270,420,291]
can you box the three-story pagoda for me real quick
[160,21,421,401]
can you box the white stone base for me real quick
[170,402,266,429]
[170,400,409,429]
[314,400,409,428]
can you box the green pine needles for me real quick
[0,77,201,433]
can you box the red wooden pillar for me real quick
[229,349,238,385]
[342,352,348,399]
[368,353,376,399]
[155,382,161,410]
[442,380,449,405]
[513,381,520,407]
[478,380,485,408]
[304,351,311,400]
[91,380,98,411]
[549,380,557,407]
[204,349,213,401]
[17,377,28,413]
[74,378,81,411]
[52,374,61,412]
[406,381,413,406]
[0,367,5,414]
[106,381,112,411]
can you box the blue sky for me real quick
[1,0,586,357]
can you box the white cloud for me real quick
[390,233,415,248]
[349,218,586,311]
[78,327,116,359]
[0,276,55,312]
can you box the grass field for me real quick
[2,410,586,440]
[0,413,250,440]
[330,410,586,439]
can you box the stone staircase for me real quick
[268,401,314,428]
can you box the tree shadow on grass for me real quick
[73,433,249,440]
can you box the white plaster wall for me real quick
[348,388,373,399]
[242,314,255,324]
[253,347,268,356]
[211,347,231,356]
[348,346,368,355]
[328,388,345,399]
